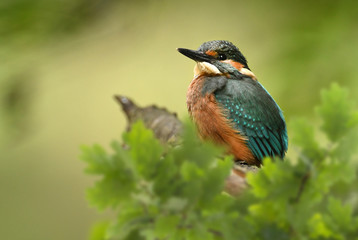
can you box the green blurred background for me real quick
[1,0,357,239]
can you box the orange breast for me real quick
[187,75,258,165]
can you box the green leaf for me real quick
[332,127,358,160]
[184,218,215,240]
[290,118,324,161]
[162,197,188,212]
[86,173,135,210]
[316,83,356,141]
[180,161,203,181]
[80,144,114,175]
[200,158,232,204]
[107,204,152,240]
[89,221,109,240]
[154,215,181,239]
[81,140,136,210]
[122,121,164,180]
[308,213,335,239]
[260,224,291,240]
[327,197,353,231]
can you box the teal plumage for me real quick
[215,77,288,161]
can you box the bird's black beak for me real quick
[177,48,212,62]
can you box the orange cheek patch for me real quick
[205,50,218,57]
[222,60,257,80]
[222,60,244,71]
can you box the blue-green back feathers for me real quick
[214,77,288,161]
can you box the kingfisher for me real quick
[178,40,288,166]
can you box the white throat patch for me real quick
[194,62,221,77]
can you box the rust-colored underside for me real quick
[187,75,259,166]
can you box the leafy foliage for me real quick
[81,83,358,239]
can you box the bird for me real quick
[177,40,288,166]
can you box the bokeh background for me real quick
[1,0,357,239]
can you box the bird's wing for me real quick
[214,78,288,161]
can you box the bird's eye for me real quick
[218,54,227,60]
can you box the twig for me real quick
[290,171,310,203]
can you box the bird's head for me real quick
[178,40,256,80]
